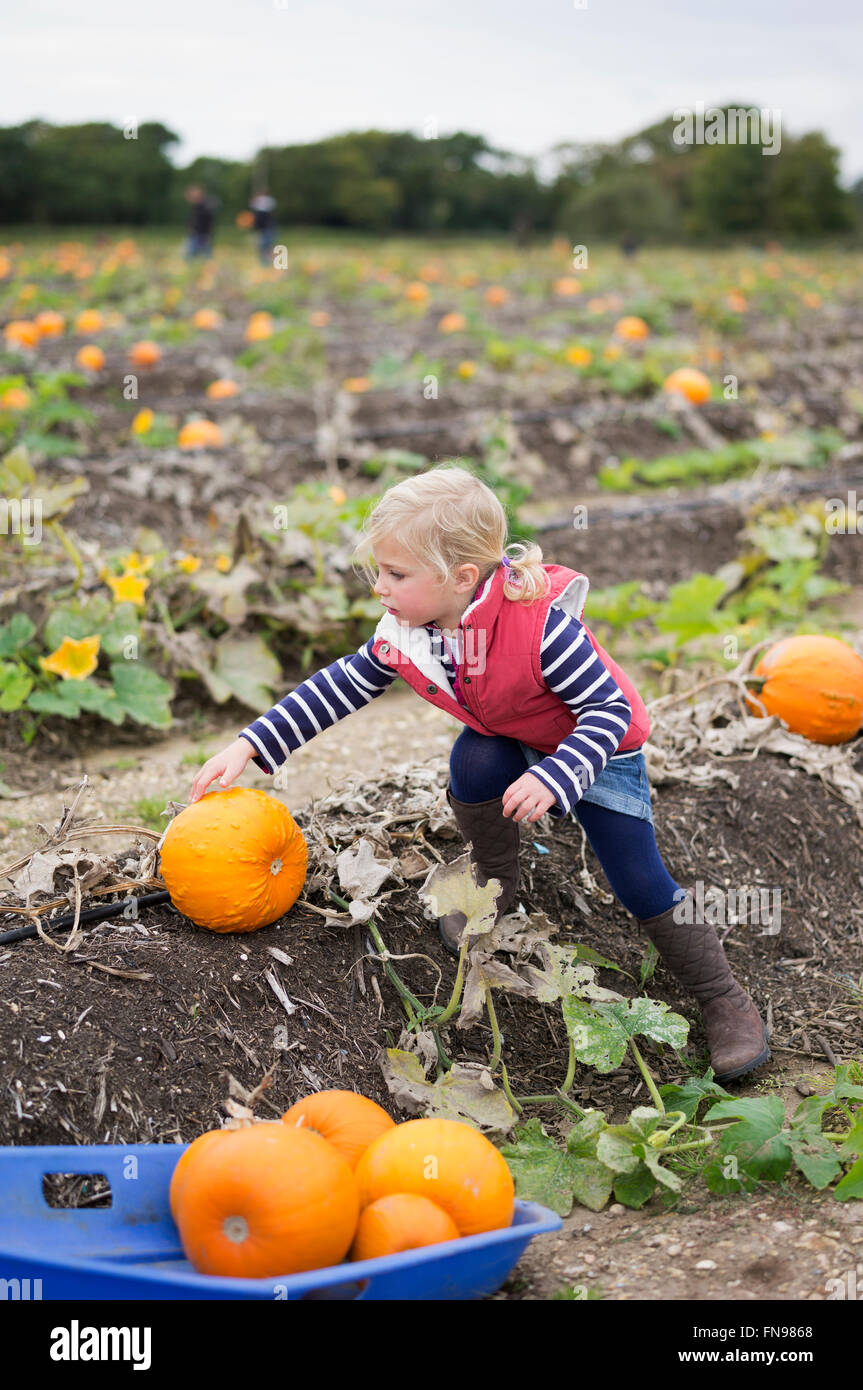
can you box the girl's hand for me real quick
[501,772,558,823]
[189,738,255,804]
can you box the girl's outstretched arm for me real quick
[237,639,397,774]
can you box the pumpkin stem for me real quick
[270,857,283,876]
[223,1216,249,1243]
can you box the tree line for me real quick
[0,111,859,240]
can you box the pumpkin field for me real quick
[2,229,863,1302]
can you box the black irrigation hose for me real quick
[0,890,174,946]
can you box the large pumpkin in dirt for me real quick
[281,1090,395,1169]
[354,1117,515,1237]
[171,1122,359,1278]
[159,787,308,932]
[746,635,863,744]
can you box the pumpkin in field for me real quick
[192,308,222,330]
[206,378,239,399]
[128,339,162,367]
[281,1090,395,1169]
[613,315,649,340]
[1,387,32,411]
[662,367,711,405]
[4,320,39,349]
[245,311,274,342]
[745,635,863,745]
[35,310,66,338]
[172,1122,359,1278]
[75,344,105,371]
[354,1117,515,1237]
[169,1130,223,1223]
[177,419,223,450]
[74,308,103,334]
[350,1194,459,1261]
[159,787,308,932]
[437,312,466,334]
[483,285,509,306]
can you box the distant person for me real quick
[249,192,277,266]
[184,185,217,260]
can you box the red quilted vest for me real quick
[370,562,649,755]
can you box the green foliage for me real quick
[597,429,843,492]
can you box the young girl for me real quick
[189,464,770,1084]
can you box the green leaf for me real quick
[565,1110,608,1158]
[654,574,727,643]
[0,661,33,710]
[834,1158,863,1201]
[109,661,173,728]
[500,1118,611,1216]
[787,1128,844,1190]
[704,1096,792,1182]
[211,633,282,710]
[612,1163,657,1208]
[0,612,36,657]
[562,996,689,1073]
[659,1070,731,1123]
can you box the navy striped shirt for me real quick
[238,606,634,818]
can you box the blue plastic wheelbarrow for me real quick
[0,1144,561,1300]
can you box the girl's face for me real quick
[371,540,479,630]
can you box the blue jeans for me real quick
[448,726,682,920]
[184,233,212,260]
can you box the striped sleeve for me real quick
[524,608,633,817]
[237,639,397,774]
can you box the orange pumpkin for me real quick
[281,1090,395,1168]
[75,309,103,334]
[75,344,105,371]
[403,282,430,303]
[35,310,66,338]
[159,787,308,932]
[437,312,466,334]
[1,387,32,411]
[746,635,863,745]
[169,1130,223,1223]
[484,286,509,306]
[177,419,224,450]
[613,315,649,340]
[128,339,162,367]
[662,367,711,405]
[354,1117,515,1237]
[4,320,39,349]
[172,1122,359,1278]
[245,311,274,342]
[350,1194,459,1261]
[192,309,222,330]
[553,277,582,296]
[206,378,239,400]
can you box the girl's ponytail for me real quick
[502,541,551,604]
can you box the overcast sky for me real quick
[4,0,861,183]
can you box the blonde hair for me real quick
[352,462,551,604]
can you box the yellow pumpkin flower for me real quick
[328,486,347,504]
[176,553,202,573]
[564,345,592,367]
[131,408,154,436]
[456,361,476,379]
[39,634,101,680]
[104,572,149,605]
[215,553,232,572]
[120,551,155,575]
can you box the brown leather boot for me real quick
[438,786,521,955]
[638,889,771,1084]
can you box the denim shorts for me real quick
[517,742,654,825]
